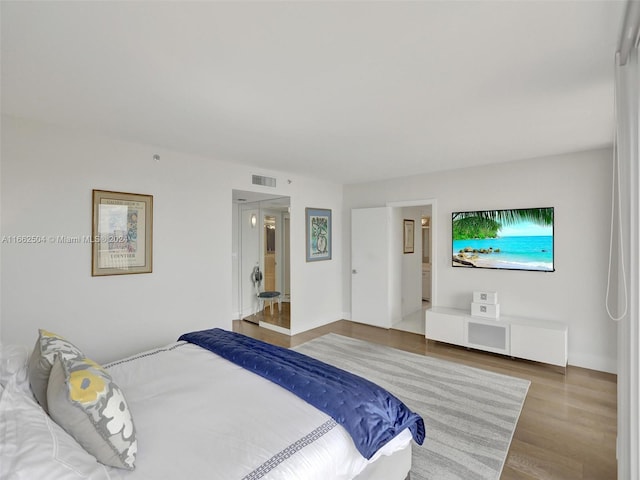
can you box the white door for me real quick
[351,207,391,328]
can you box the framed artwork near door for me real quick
[403,219,415,254]
[305,207,332,262]
[91,189,153,276]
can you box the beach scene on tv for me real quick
[452,208,554,272]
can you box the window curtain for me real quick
[614,43,639,480]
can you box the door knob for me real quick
[352,269,358,274]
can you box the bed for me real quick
[0,328,424,479]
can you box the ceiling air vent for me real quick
[252,174,277,188]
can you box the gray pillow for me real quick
[47,355,137,470]
[27,329,85,412]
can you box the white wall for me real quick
[343,148,617,373]
[290,184,343,335]
[231,203,240,318]
[0,116,343,361]
[388,207,403,326]
[0,116,3,341]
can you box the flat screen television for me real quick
[452,207,554,272]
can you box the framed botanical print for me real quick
[305,208,332,262]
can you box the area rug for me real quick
[293,333,530,480]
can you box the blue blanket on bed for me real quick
[178,328,425,459]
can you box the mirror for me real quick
[233,190,291,332]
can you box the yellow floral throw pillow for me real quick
[27,329,85,412]
[47,355,137,470]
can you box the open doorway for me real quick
[421,215,432,305]
[390,200,436,335]
[349,200,436,334]
[232,190,291,334]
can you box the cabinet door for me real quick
[425,311,464,345]
[511,324,567,366]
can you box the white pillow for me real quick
[0,343,29,389]
[0,374,110,480]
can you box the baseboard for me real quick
[259,321,291,336]
[568,353,617,374]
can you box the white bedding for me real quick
[1,341,412,480]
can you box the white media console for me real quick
[425,306,568,368]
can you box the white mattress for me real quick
[0,341,412,480]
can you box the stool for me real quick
[258,291,281,315]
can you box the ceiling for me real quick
[0,1,627,185]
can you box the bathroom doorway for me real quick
[389,199,436,335]
[421,215,432,304]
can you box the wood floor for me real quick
[233,319,617,480]
[242,301,291,330]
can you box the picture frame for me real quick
[305,207,332,262]
[92,190,153,276]
[403,219,415,254]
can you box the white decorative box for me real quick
[473,291,498,305]
[471,302,500,318]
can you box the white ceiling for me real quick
[1,1,627,185]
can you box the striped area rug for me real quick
[294,333,530,480]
